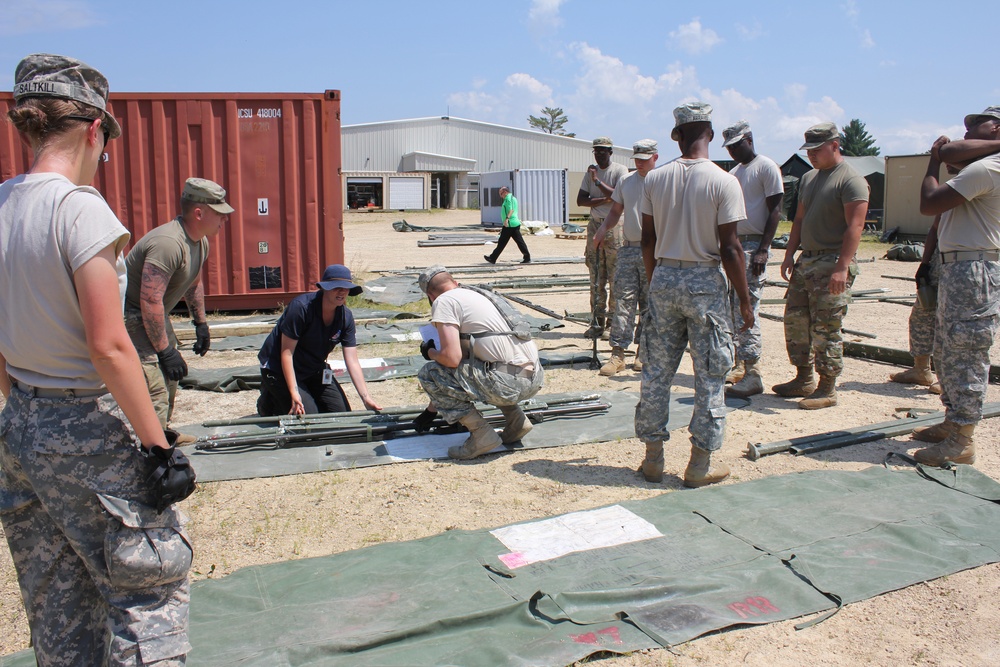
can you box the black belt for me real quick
[492,362,535,379]
[940,250,1000,263]
[15,381,106,398]
[800,249,840,258]
[657,258,720,269]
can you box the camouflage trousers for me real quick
[585,216,621,325]
[0,388,191,666]
[783,253,858,377]
[418,358,544,423]
[933,260,1000,425]
[608,246,648,350]
[908,254,940,357]
[728,239,767,361]
[635,265,734,452]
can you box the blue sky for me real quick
[0,0,992,163]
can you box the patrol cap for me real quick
[418,265,449,294]
[800,122,839,150]
[316,264,363,295]
[632,139,658,161]
[13,53,122,140]
[671,102,713,141]
[722,120,751,147]
[181,178,235,214]
[964,106,1000,129]
[592,136,613,148]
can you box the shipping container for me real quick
[480,169,568,227]
[0,90,343,310]
[883,154,954,240]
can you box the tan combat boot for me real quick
[499,404,532,444]
[928,381,942,395]
[632,345,643,372]
[913,424,976,466]
[725,360,746,384]
[726,358,763,398]
[600,347,627,376]
[911,419,956,444]
[683,445,730,488]
[639,440,664,483]
[889,354,936,386]
[799,375,837,410]
[772,366,817,397]
[448,408,502,460]
[583,318,604,340]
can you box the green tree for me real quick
[838,118,880,156]
[528,107,575,137]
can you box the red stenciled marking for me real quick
[570,627,623,645]
[728,596,780,619]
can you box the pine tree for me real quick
[838,119,880,156]
[528,107,575,137]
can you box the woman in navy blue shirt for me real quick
[257,265,383,415]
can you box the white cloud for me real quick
[0,0,100,35]
[841,0,876,48]
[736,20,764,41]
[806,96,845,120]
[528,0,566,30]
[880,122,965,156]
[668,18,723,56]
[860,29,875,49]
[447,73,554,128]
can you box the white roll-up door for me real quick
[388,177,424,209]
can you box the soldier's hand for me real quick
[751,249,769,276]
[156,346,188,382]
[420,339,436,361]
[145,429,197,513]
[828,267,849,295]
[780,256,795,282]
[739,303,755,333]
[412,408,438,433]
[915,262,931,286]
[192,321,211,356]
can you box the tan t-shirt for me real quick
[610,170,646,243]
[640,158,747,262]
[581,162,629,219]
[799,161,869,251]
[0,173,129,389]
[730,154,784,236]
[431,287,538,366]
[937,155,1000,253]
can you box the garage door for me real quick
[388,177,424,209]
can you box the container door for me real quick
[388,177,424,209]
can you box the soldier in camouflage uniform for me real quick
[0,54,193,665]
[592,139,659,376]
[578,137,629,340]
[773,122,869,409]
[415,266,543,460]
[912,107,1000,466]
[635,102,752,488]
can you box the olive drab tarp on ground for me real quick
[5,464,1000,666]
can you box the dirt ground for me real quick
[3,208,1000,666]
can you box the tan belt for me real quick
[657,258,720,269]
[940,250,1000,263]
[622,239,642,247]
[799,249,840,258]
[738,234,763,243]
[15,381,106,398]
[492,362,535,379]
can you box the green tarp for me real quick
[4,464,1000,666]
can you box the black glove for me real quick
[915,263,931,286]
[156,346,188,382]
[420,339,436,361]
[192,321,211,356]
[146,429,197,513]
[413,408,438,433]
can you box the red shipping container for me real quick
[0,90,343,310]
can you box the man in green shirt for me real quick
[485,186,530,264]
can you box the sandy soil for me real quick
[2,208,1000,666]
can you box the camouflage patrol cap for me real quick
[964,106,1000,129]
[671,102,713,141]
[632,139,658,161]
[800,122,839,150]
[182,178,235,214]
[592,137,613,148]
[13,53,122,140]
[418,265,449,294]
[722,120,751,147]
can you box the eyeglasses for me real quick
[65,115,110,157]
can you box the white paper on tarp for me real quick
[382,432,498,461]
[329,358,388,370]
[390,332,424,342]
[490,505,663,569]
[419,324,440,346]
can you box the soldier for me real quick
[124,177,233,440]
[773,122,869,409]
[635,102,752,488]
[577,137,629,340]
[912,106,1000,465]
[592,139,659,376]
[721,121,784,397]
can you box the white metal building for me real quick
[341,116,634,211]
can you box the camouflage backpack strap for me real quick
[458,284,533,342]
